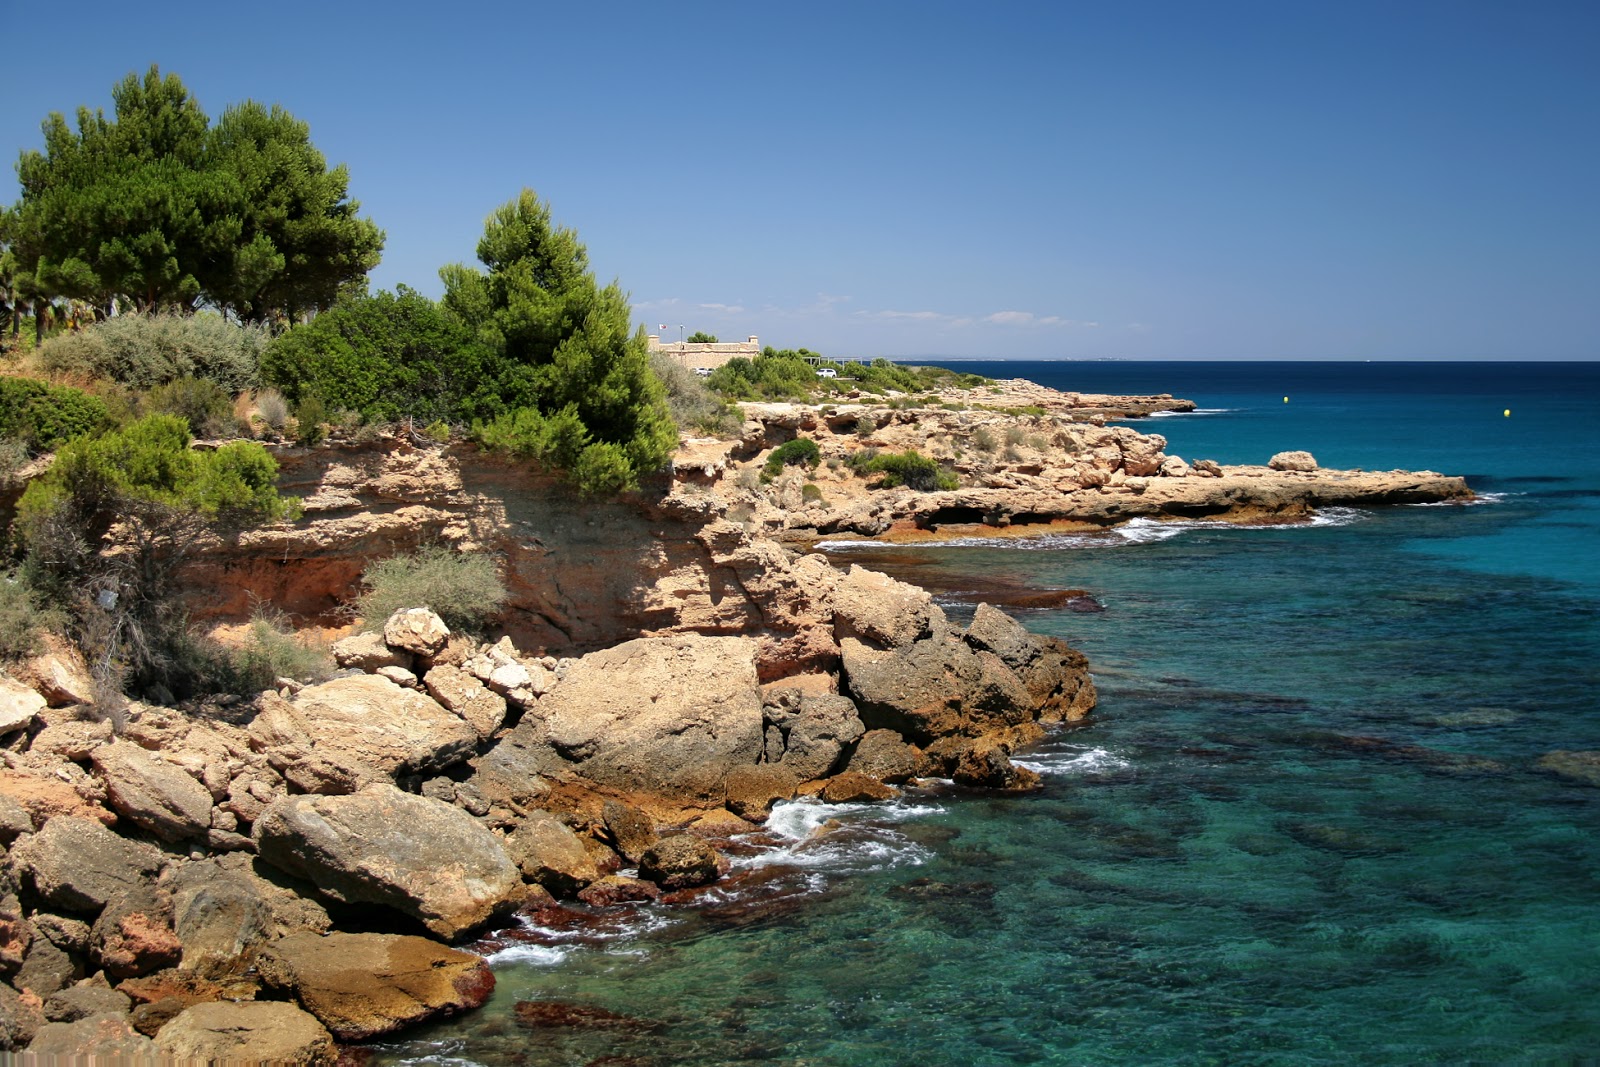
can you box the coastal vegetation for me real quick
[706,347,990,402]
[350,545,508,637]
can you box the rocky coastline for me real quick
[0,376,1482,1060]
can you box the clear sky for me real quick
[3,0,1597,360]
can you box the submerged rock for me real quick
[1536,750,1600,787]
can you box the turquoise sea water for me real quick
[378,361,1600,1066]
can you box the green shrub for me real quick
[143,376,238,438]
[763,437,821,478]
[972,426,997,452]
[855,414,877,437]
[0,376,112,452]
[33,312,266,392]
[227,608,334,691]
[255,389,289,431]
[353,545,507,635]
[801,482,825,503]
[292,395,328,446]
[866,449,958,491]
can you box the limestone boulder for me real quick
[255,931,494,1042]
[10,818,164,914]
[820,772,896,803]
[252,786,521,939]
[845,729,921,784]
[1269,450,1318,472]
[503,811,602,897]
[1018,636,1097,723]
[600,800,657,865]
[382,608,450,656]
[26,707,114,763]
[962,603,1039,671]
[423,664,506,740]
[830,565,946,648]
[840,636,1035,743]
[154,1000,334,1066]
[44,984,130,1024]
[638,835,722,891]
[764,691,865,781]
[0,676,45,736]
[90,742,213,843]
[247,675,477,794]
[531,635,765,801]
[330,631,410,672]
[14,636,95,707]
[20,1011,156,1059]
[168,859,329,979]
[722,764,798,821]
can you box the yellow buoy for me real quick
[1504,409,1511,417]
[1283,396,1289,403]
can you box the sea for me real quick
[375,361,1600,1066]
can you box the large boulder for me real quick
[638,835,722,891]
[530,635,765,801]
[0,676,45,737]
[167,858,330,979]
[829,565,946,648]
[247,675,478,794]
[89,742,214,843]
[503,812,602,897]
[19,1011,156,1060]
[252,786,521,939]
[0,770,114,829]
[722,764,798,821]
[13,635,95,708]
[255,931,494,1042]
[840,636,1034,743]
[89,889,182,979]
[154,1000,335,1066]
[382,608,451,656]
[9,817,164,914]
[763,691,865,781]
[845,729,920,783]
[600,801,657,865]
[1268,450,1318,472]
[423,664,506,740]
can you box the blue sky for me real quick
[3,0,1596,360]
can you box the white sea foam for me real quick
[1146,407,1237,417]
[1013,746,1132,776]
[730,797,942,874]
[1408,492,1508,507]
[484,941,570,968]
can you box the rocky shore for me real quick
[0,376,1481,1060]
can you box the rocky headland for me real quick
[0,376,1487,1060]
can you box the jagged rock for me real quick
[529,635,764,801]
[90,889,182,979]
[0,982,45,1050]
[841,636,1033,743]
[14,636,95,708]
[382,608,451,656]
[962,603,1039,671]
[168,858,329,980]
[845,729,920,783]
[153,1000,335,1065]
[830,565,946,648]
[723,764,798,821]
[90,742,213,843]
[330,631,410,672]
[16,932,80,996]
[577,875,661,907]
[0,677,45,736]
[638,835,722,891]
[503,811,601,897]
[10,817,164,914]
[1192,458,1223,477]
[25,707,114,763]
[255,931,494,1042]
[764,691,865,780]
[247,675,477,794]
[423,664,506,740]
[820,772,896,803]
[0,797,32,845]
[950,736,1041,791]
[0,893,30,973]
[1158,456,1190,477]
[600,800,656,865]
[116,967,254,1025]
[44,983,130,1023]
[1269,450,1318,472]
[23,1011,157,1059]
[29,914,88,956]
[252,785,521,939]
[377,665,419,688]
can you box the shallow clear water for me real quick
[375,362,1600,1065]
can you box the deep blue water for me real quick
[379,361,1600,1066]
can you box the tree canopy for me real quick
[6,66,382,324]
[444,189,677,492]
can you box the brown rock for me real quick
[764,691,865,780]
[330,631,410,672]
[820,772,896,803]
[423,664,506,740]
[0,676,45,736]
[43,984,130,1024]
[830,565,947,648]
[382,607,451,656]
[154,1000,335,1066]
[1268,450,1318,472]
[10,817,164,914]
[19,1011,156,1059]
[952,737,1041,791]
[845,729,920,783]
[90,741,214,843]
[0,983,45,1050]
[255,931,494,1042]
[638,835,722,890]
[253,785,521,939]
[503,811,602,897]
[90,890,182,979]
[600,800,657,865]
[722,764,798,821]
[13,635,95,708]
[577,876,662,907]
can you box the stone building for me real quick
[647,334,760,372]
